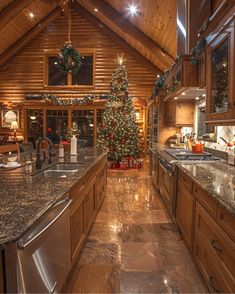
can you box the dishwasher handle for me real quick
[17,198,72,250]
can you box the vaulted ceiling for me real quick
[0,0,177,72]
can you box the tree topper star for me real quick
[115,54,127,65]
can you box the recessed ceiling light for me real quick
[182,92,186,95]
[174,97,178,100]
[30,115,36,120]
[157,74,160,78]
[195,96,200,100]
[127,4,139,16]
[94,8,98,12]
[29,12,35,18]
[202,94,206,97]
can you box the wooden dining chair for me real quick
[0,143,20,160]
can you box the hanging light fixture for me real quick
[57,1,82,74]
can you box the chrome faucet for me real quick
[36,137,55,170]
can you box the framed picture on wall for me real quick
[1,110,20,128]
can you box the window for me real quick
[46,110,68,144]
[27,109,43,145]
[46,52,94,87]
[72,110,94,146]
[72,56,93,85]
[48,57,67,86]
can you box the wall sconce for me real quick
[10,120,19,138]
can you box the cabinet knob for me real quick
[210,240,222,253]
[228,102,232,109]
[208,276,221,293]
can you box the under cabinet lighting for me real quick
[202,94,206,97]
[195,96,200,100]
[29,12,35,18]
[30,116,36,120]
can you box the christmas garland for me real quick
[57,43,82,74]
[190,37,206,65]
[25,93,109,106]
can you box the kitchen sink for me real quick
[43,170,78,178]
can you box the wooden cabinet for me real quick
[198,51,206,88]
[158,160,175,215]
[70,157,107,263]
[84,180,95,233]
[164,55,198,100]
[206,16,235,124]
[193,202,235,293]
[70,194,85,262]
[176,171,195,252]
[165,100,194,126]
[95,161,107,210]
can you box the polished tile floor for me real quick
[64,161,206,293]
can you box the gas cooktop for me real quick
[164,149,221,161]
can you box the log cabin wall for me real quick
[0,9,156,150]
[0,9,156,101]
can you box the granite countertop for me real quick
[178,162,235,215]
[0,147,107,249]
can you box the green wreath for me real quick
[57,43,82,74]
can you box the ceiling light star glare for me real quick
[127,4,139,16]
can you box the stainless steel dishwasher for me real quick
[5,197,72,293]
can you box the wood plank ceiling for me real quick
[0,0,177,72]
[105,0,177,58]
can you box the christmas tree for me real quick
[97,54,139,163]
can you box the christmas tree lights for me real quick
[97,54,139,163]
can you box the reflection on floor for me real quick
[64,161,206,293]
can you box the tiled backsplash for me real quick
[205,126,235,152]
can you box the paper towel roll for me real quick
[70,135,77,155]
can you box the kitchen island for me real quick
[0,147,107,293]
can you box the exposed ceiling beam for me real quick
[0,0,36,31]
[0,7,61,67]
[76,0,175,69]
[72,1,161,75]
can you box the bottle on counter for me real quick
[59,142,64,158]
[228,147,235,166]
[25,160,33,174]
[70,135,77,155]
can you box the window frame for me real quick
[43,49,95,89]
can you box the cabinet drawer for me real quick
[217,206,235,242]
[193,184,217,219]
[194,202,235,292]
[178,169,193,193]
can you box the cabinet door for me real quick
[193,202,235,293]
[176,181,195,252]
[206,18,235,123]
[160,163,174,214]
[198,51,206,88]
[84,182,95,232]
[70,198,85,262]
[95,164,106,209]
[176,101,194,126]
[165,100,176,125]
